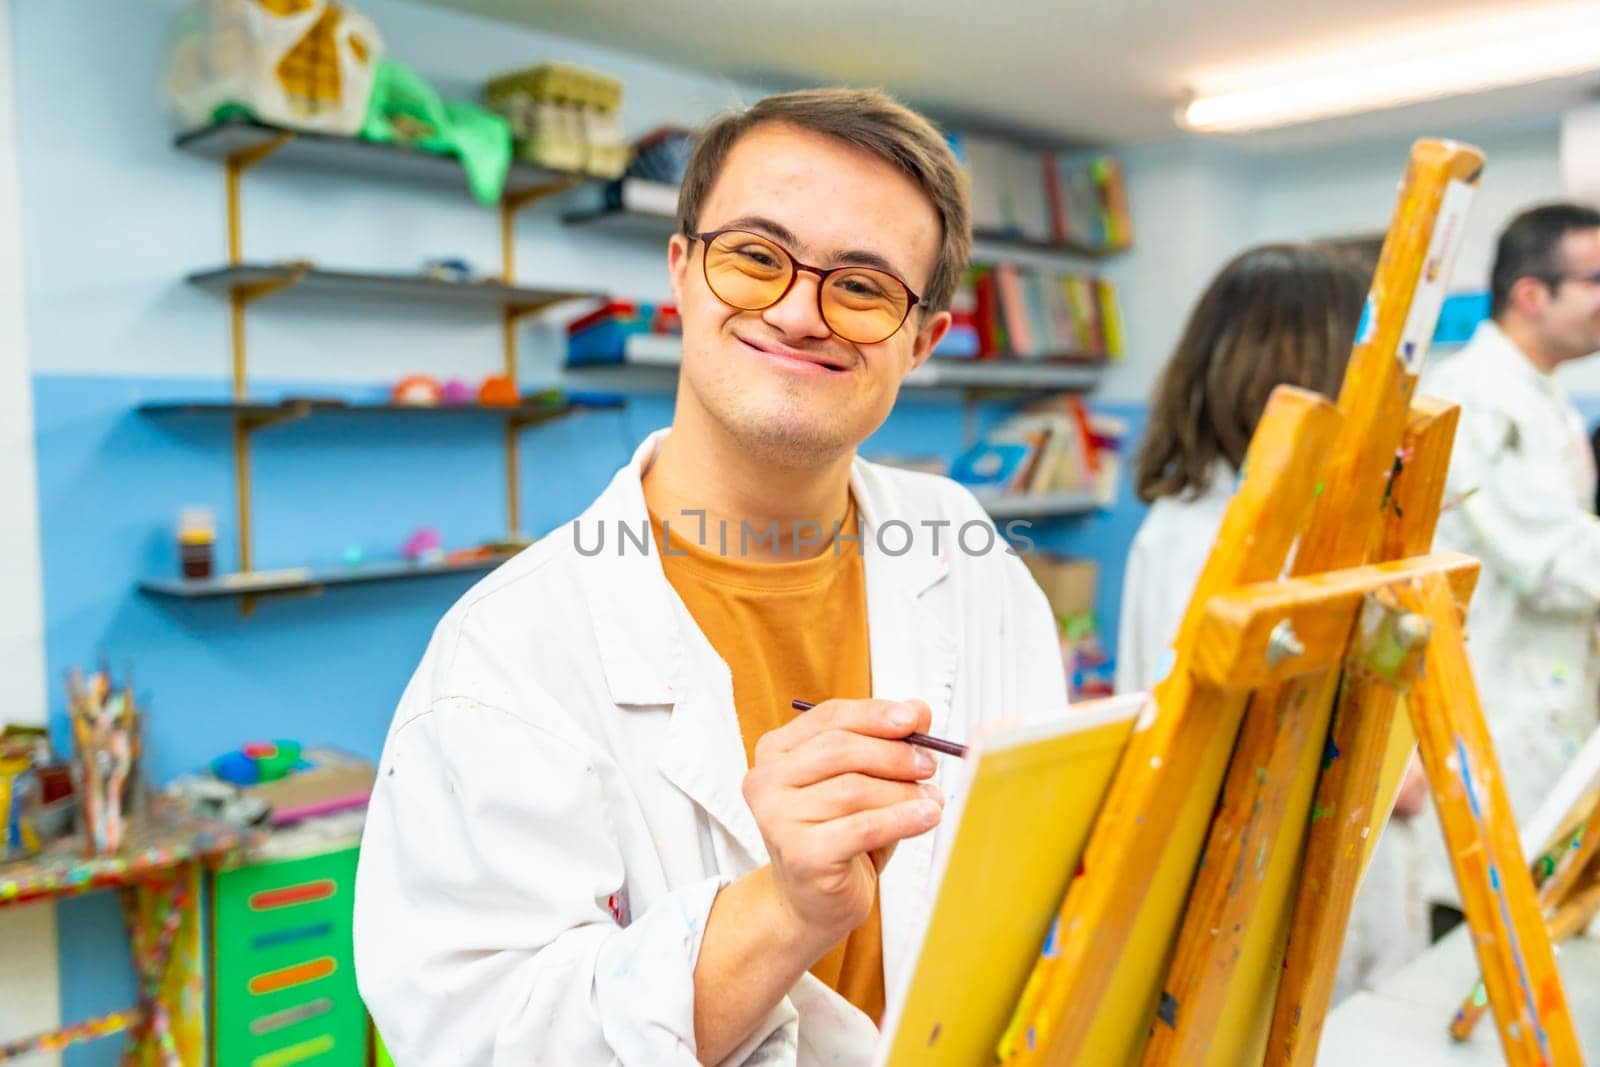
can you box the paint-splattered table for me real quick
[0,810,245,1064]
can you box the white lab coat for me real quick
[1114,457,1428,997]
[1114,459,1234,695]
[1418,320,1600,905]
[352,429,1067,1067]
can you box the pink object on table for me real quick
[270,791,372,827]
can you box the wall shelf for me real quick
[187,264,600,312]
[971,229,1127,264]
[174,118,581,201]
[974,489,1102,521]
[167,120,1117,613]
[559,179,1126,265]
[561,178,680,238]
[174,114,608,594]
[139,553,519,603]
[910,357,1104,391]
[563,338,1105,394]
[137,397,618,431]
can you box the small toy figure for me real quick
[439,379,475,405]
[478,375,519,406]
[392,375,441,406]
[402,527,444,564]
[211,739,304,786]
[423,258,475,283]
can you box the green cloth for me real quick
[207,60,513,204]
[360,60,512,205]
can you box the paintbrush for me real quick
[790,699,967,758]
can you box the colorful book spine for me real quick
[972,267,1002,357]
[1092,156,1134,248]
[1096,279,1126,361]
[994,264,1034,357]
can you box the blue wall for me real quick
[34,365,1137,1063]
[33,373,1134,787]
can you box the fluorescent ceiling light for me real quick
[1183,8,1600,133]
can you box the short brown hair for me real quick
[1134,243,1368,503]
[1490,202,1600,319]
[676,88,971,314]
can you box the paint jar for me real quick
[0,747,42,861]
[178,506,215,580]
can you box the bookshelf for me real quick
[154,115,1135,614]
[561,178,1128,265]
[558,170,1129,502]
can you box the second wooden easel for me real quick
[993,139,1585,1066]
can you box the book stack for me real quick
[939,265,1125,360]
[624,126,696,185]
[952,133,1134,251]
[566,300,681,365]
[947,396,1127,504]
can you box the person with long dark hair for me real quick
[1117,243,1367,693]
[1116,242,1433,996]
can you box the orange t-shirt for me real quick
[652,498,884,1023]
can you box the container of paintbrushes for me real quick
[65,667,144,856]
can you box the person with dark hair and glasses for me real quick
[1418,202,1600,941]
[352,89,1068,1066]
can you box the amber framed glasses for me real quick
[690,228,922,345]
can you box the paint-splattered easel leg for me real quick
[1398,571,1582,1067]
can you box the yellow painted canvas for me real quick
[874,693,1144,1067]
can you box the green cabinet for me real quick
[212,844,369,1066]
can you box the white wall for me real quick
[1253,114,1600,396]
[1096,114,1593,403]
[1250,118,1562,288]
[0,1,61,1058]
[15,0,770,388]
[0,0,45,724]
[1098,138,1256,403]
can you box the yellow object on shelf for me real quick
[484,62,628,178]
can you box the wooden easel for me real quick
[1449,740,1600,1043]
[994,139,1585,1066]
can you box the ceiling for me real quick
[418,0,1600,146]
